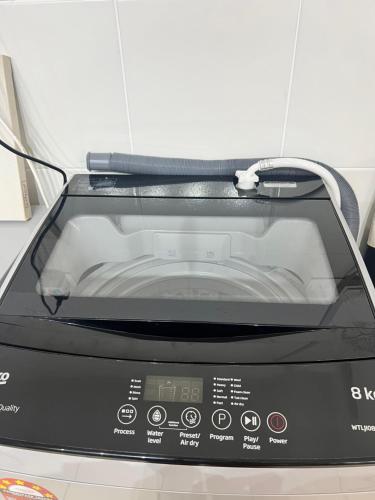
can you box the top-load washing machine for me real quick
[0,173,374,499]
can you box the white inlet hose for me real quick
[235,158,341,209]
[0,115,49,206]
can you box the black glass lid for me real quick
[0,174,373,332]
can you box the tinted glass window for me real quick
[1,194,373,328]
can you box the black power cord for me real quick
[0,137,67,185]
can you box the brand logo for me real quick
[0,373,9,386]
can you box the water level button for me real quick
[267,412,287,433]
[241,410,261,432]
[147,406,167,426]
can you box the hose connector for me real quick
[235,169,259,190]
[257,159,273,171]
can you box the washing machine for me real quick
[0,173,374,499]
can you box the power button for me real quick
[267,412,287,433]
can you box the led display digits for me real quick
[144,376,203,403]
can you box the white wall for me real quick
[1,0,375,242]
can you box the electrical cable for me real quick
[30,191,68,315]
[0,135,67,185]
[0,124,67,195]
[0,116,50,206]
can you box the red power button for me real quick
[267,412,287,433]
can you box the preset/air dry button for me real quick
[181,407,201,428]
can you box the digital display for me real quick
[144,376,203,404]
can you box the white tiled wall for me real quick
[116,0,298,158]
[0,0,375,242]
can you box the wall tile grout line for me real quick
[112,0,134,153]
[279,0,302,157]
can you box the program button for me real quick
[212,409,232,430]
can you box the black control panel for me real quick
[1,344,375,465]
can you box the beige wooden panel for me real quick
[0,55,31,221]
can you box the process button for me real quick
[117,404,137,425]
[147,406,167,426]
[181,407,201,428]
[212,409,232,430]
[267,412,288,433]
[241,410,261,432]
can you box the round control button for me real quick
[117,404,137,425]
[212,409,232,430]
[147,405,167,426]
[241,410,261,432]
[181,407,201,428]
[267,412,287,433]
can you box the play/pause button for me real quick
[241,410,261,432]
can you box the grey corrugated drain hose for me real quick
[87,152,359,240]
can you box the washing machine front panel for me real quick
[0,344,374,466]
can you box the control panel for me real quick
[109,373,292,459]
[0,345,375,465]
